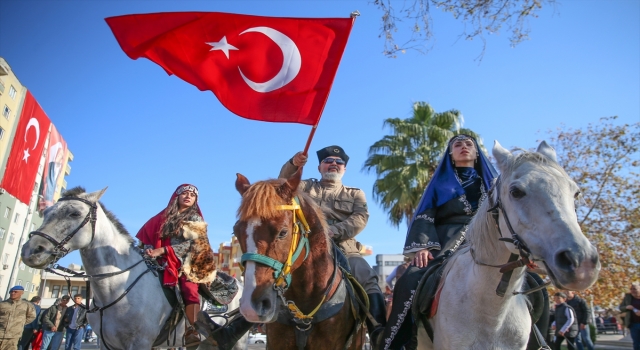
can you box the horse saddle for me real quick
[413,255,448,319]
[199,271,239,306]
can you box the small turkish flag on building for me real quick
[106,12,354,125]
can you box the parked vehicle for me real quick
[248,333,267,344]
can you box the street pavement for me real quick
[73,333,630,349]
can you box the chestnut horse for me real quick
[233,169,365,350]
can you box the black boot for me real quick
[366,293,387,349]
[195,312,254,350]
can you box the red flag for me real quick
[38,125,68,210]
[0,91,52,203]
[106,12,354,125]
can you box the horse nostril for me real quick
[555,250,579,271]
[34,245,46,254]
[260,297,272,314]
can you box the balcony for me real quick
[0,64,8,76]
[65,163,71,175]
[0,80,4,93]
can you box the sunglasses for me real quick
[321,158,345,165]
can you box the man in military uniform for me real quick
[279,145,387,347]
[0,286,36,350]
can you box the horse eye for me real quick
[277,229,288,239]
[69,212,82,218]
[510,187,526,199]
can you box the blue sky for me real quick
[1,0,638,267]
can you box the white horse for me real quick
[416,141,600,349]
[20,187,245,350]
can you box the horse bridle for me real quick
[478,176,550,297]
[240,196,341,326]
[29,196,97,263]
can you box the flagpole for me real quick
[302,123,319,156]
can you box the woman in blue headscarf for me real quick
[379,134,497,350]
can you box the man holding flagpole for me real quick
[278,146,387,348]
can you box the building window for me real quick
[51,285,60,298]
[2,105,9,119]
[61,285,69,297]
[20,263,25,270]
[0,228,4,239]
[29,267,33,273]
[0,127,4,140]
[31,284,35,292]
[8,233,14,244]
[3,207,9,218]
[80,287,87,298]
[71,286,79,296]
[9,86,16,99]
[2,254,8,264]
[26,282,30,290]
[13,212,20,224]
[16,279,22,286]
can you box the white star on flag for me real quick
[206,36,238,59]
[22,148,30,162]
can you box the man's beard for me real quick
[321,172,344,181]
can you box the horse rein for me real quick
[29,196,97,263]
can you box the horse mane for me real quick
[237,179,287,221]
[62,187,131,238]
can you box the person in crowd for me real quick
[552,292,578,350]
[18,296,41,350]
[566,291,594,350]
[0,286,36,350]
[31,308,48,350]
[381,134,497,349]
[137,184,216,348]
[64,294,88,350]
[620,282,640,350]
[385,257,411,291]
[279,145,388,347]
[41,296,71,350]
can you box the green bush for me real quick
[590,323,597,344]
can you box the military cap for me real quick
[9,285,24,292]
[317,145,349,165]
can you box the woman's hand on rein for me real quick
[145,248,164,258]
[413,249,434,268]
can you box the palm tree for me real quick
[363,102,483,228]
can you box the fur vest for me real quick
[181,221,217,284]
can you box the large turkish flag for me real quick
[0,91,51,204]
[106,12,354,125]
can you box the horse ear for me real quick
[279,167,302,201]
[87,187,108,203]
[235,174,251,195]
[492,141,512,171]
[536,141,558,163]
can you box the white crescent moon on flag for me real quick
[25,118,41,150]
[238,27,301,93]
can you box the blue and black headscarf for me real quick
[410,134,497,222]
